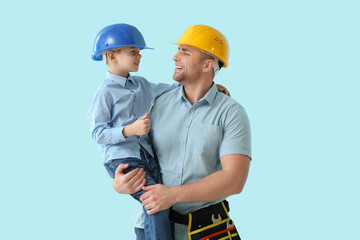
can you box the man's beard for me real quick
[173,69,201,84]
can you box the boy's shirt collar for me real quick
[106,71,131,87]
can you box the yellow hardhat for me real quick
[170,25,230,67]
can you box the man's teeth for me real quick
[176,66,183,69]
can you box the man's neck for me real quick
[183,80,213,105]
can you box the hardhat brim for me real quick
[92,45,154,61]
[169,42,227,68]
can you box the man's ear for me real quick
[203,58,215,73]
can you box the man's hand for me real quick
[140,184,177,215]
[113,164,146,194]
[123,113,151,137]
[216,84,231,97]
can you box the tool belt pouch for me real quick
[171,200,240,240]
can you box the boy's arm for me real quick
[87,88,127,145]
[149,81,229,98]
[88,89,151,144]
[149,82,181,97]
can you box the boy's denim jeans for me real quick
[105,147,172,240]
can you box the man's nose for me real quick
[173,51,180,61]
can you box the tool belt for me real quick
[169,200,240,240]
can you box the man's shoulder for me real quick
[215,92,245,112]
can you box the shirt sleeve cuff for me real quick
[220,142,252,160]
[112,126,126,142]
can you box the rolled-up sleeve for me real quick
[219,106,252,159]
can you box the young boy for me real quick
[87,23,176,240]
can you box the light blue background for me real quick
[1,0,359,239]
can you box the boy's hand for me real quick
[216,84,231,97]
[132,113,151,136]
[123,113,151,137]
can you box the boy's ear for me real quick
[107,51,116,62]
[203,58,214,73]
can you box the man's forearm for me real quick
[172,155,250,204]
[172,170,243,203]
[140,155,250,215]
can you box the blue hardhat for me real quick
[92,23,153,61]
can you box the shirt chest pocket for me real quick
[193,123,223,156]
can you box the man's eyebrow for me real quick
[179,47,190,53]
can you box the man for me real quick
[113,25,251,240]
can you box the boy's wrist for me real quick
[122,124,134,138]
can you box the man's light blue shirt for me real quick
[87,72,177,163]
[133,83,251,237]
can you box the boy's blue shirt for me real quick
[88,72,180,163]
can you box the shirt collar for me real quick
[106,72,131,87]
[178,82,217,106]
